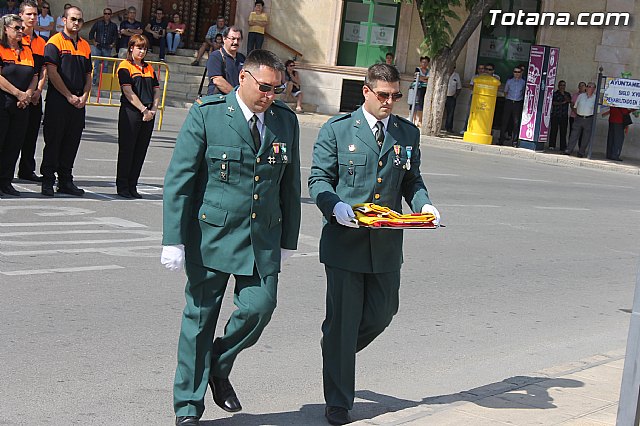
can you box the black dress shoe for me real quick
[325,406,351,425]
[129,188,142,199]
[0,184,20,196]
[175,416,200,426]
[117,189,132,198]
[18,173,43,182]
[209,376,242,412]
[42,182,54,197]
[57,182,85,196]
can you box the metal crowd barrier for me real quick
[88,55,170,130]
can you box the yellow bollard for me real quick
[463,75,501,145]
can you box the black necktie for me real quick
[249,114,261,151]
[374,121,384,147]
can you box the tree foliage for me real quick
[399,0,498,135]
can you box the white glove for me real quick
[333,202,359,228]
[161,244,185,271]
[421,204,441,226]
[281,249,295,262]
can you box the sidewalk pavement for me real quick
[352,349,625,426]
[295,113,640,176]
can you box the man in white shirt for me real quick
[565,82,597,157]
[445,67,462,132]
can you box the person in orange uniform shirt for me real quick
[115,34,160,198]
[40,5,91,197]
[17,0,47,183]
[0,13,38,196]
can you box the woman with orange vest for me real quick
[0,14,38,196]
[115,34,160,198]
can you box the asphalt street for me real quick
[0,105,639,425]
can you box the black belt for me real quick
[576,114,593,119]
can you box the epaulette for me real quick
[327,112,352,124]
[271,99,296,116]
[394,114,416,128]
[194,94,227,107]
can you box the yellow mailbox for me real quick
[463,75,501,145]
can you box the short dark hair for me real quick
[420,56,430,62]
[284,59,295,68]
[222,25,242,39]
[19,0,38,13]
[244,49,285,74]
[255,0,265,6]
[364,63,400,87]
[485,62,495,70]
[64,6,82,19]
[385,52,394,58]
[558,80,566,85]
[156,7,163,13]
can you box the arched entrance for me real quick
[142,0,236,48]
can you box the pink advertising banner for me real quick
[519,46,544,141]
[539,47,560,143]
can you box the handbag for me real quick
[623,113,632,126]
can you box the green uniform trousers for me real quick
[322,266,400,409]
[173,261,278,417]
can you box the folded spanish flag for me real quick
[352,203,436,228]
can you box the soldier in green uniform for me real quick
[161,49,301,426]
[308,63,440,425]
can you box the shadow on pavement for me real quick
[194,376,584,425]
[353,375,584,421]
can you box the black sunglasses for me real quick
[7,25,24,31]
[366,85,403,102]
[244,70,285,94]
[67,17,84,23]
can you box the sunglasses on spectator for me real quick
[42,6,49,9]
[244,70,285,94]
[7,25,24,31]
[513,70,522,73]
[104,12,112,15]
[366,85,403,102]
[225,36,241,42]
[67,17,84,23]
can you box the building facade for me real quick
[50,0,639,159]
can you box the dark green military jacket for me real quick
[162,92,301,277]
[308,107,431,273]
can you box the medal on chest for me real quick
[405,146,412,170]
[393,145,401,166]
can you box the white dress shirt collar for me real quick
[236,91,265,135]
[361,107,390,135]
